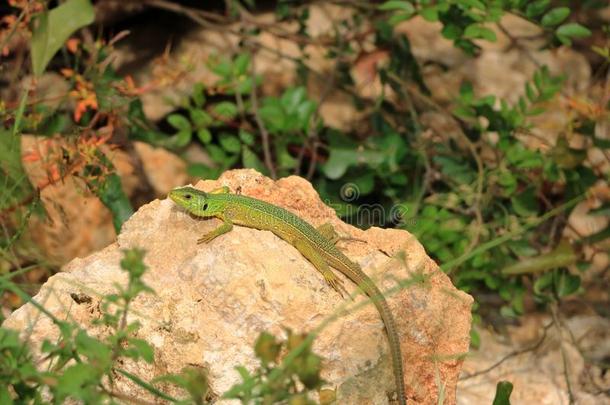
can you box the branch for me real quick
[460,321,552,380]
[248,51,277,179]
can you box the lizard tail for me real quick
[357,277,407,405]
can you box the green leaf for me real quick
[507,240,538,257]
[96,173,134,232]
[189,109,212,128]
[460,0,486,10]
[171,130,192,148]
[187,163,219,179]
[463,24,497,41]
[420,7,439,22]
[254,332,281,364]
[117,368,179,403]
[218,133,241,153]
[272,143,293,170]
[323,148,385,180]
[196,128,212,144]
[242,146,267,174]
[167,114,192,132]
[209,57,232,78]
[497,169,517,195]
[55,363,100,400]
[233,53,251,76]
[378,1,414,12]
[75,330,111,365]
[212,101,238,119]
[238,129,255,146]
[549,137,586,169]
[120,248,147,277]
[510,187,538,217]
[525,82,536,101]
[433,156,476,184]
[348,172,375,196]
[589,203,610,217]
[0,130,35,211]
[541,7,570,27]
[470,327,480,349]
[388,12,414,25]
[0,385,13,405]
[500,305,518,318]
[556,23,591,39]
[501,242,577,275]
[192,83,206,108]
[506,143,543,168]
[170,367,209,403]
[534,271,554,295]
[525,0,550,18]
[281,86,307,114]
[128,338,155,363]
[258,99,286,132]
[206,144,227,163]
[459,81,474,102]
[492,381,513,405]
[592,136,610,149]
[554,269,581,297]
[441,23,462,40]
[30,0,95,76]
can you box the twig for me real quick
[496,22,543,68]
[248,49,277,179]
[442,194,585,272]
[304,70,336,180]
[0,9,26,56]
[550,304,576,405]
[103,388,159,405]
[460,321,552,380]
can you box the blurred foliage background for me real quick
[0,0,609,403]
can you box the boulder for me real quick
[3,169,473,404]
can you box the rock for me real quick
[3,169,473,404]
[20,135,126,266]
[133,141,188,196]
[396,14,590,108]
[20,136,187,266]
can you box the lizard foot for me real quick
[197,234,215,244]
[324,273,350,298]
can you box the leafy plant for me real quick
[224,330,326,404]
[30,0,95,76]
[0,249,158,403]
[378,0,592,53]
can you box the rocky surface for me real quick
[3,169,473,404]
[458,315,610,405]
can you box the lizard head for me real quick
[169,186,214,217]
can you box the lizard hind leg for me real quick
[316,223,341,244]
[294,238,349,298]
[316,222,365,245]
[209,186,231,194]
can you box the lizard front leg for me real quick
[197,216,233,244]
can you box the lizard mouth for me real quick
[168,188,191,207]
[168,189,180,203]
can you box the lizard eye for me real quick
[184,194,192,200]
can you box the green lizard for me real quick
[169,185,406,405]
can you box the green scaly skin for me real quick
[169,186,406,405]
